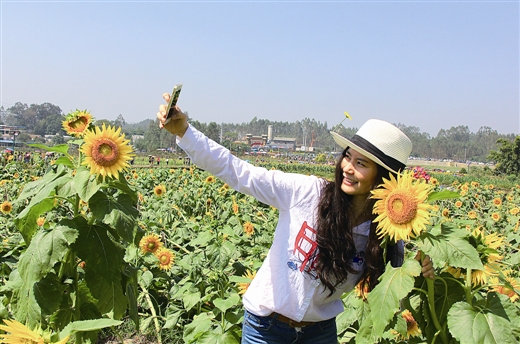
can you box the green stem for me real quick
[167,239,190,254]
[465,268,473,305]
[73,194,80,217]
[74,256,82,344]
[114,327,125,344]
[139,282,162,344]
[421,251,448,344]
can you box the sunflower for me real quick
[0,319,43,343]
[354,278,370,301]
[493,198,502,206]
[205,175,216,183]
[491,213,500,222]
[442,208,450,218]
[1,201,13,214]
[154,184,166,197]
[36,217,46,227]
[232,202,239,215]
[445,266,463,279]
[468,228,504,285]
[139,233,163,254]
[155,248,175,270]
[468,211,477,219]
[243,221,255,236]
[81,123,134,180]
[490,275,520,302]
[510,207,519,215]
[0,319,70,344]
[62,109,94,137]
[455,201,463,208]
[238,269,257,295]
[371,171,434,242]
[401,310,421,338]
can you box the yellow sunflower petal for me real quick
[0,319,44,342]
[62,110,94,137]
[1,201,13,214]
[155,248,175,270]
[80,123,134,180]
[371,171,434,242]
[139,233,163,254]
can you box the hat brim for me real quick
[330,131,402,174]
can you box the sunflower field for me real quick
[0,112,519,343]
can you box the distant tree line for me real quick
[1,102,517,165]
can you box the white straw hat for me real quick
[330,119,412,174]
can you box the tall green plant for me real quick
[2,113,139,343]
[337,171,520,343]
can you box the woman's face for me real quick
[340,148,379,200]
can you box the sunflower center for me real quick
[160,255,170,263]
[70,117,88,131]
[91,139,120,167]
[385,191,418,225]
[147,242,157,250]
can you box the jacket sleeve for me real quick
[176,125,319,211]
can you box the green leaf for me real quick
[183,312,213,344]
[447,301,517,344]
[14,197,55,243]
[33,272,65,316]
[15,165,72,243]
[417,234,484,270]
[12,224,78,327]
[427,189,460,202]
[183,291,202,311]
[213,293,240,313]
[28,143,70,155]
[139,316,154,333]
[367,259,421,337]
[89,192,138,243]
[73,166,101,202]
[54,156,75,168]
[124,265,139,328]
[199,330,240,344]
[139,270,154,288]
[337,292,367,334]
[59,318,122,340]
[163,311,182,329]
[190,231,214,247]
[108,173,138,203]
[73,223,126,318]
[356,315,380,344]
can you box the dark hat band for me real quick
[349,135,406,173]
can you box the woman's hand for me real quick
[156,92,189,138]
[415,252,435,279]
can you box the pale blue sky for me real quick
[1,0,519,136]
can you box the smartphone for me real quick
[164,84,183,124]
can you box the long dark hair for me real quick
[315,148,403,295]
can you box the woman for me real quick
[157,95,434,344]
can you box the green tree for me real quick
[488,136,520,176]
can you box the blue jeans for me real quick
[241,310,338,344]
